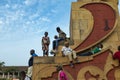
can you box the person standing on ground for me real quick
[26,49,38,79]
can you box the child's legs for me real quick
[55,38,64,50]
[66,52,73,61]
[43,45,49,56]
[55,40,58,50]
[72,51,77,59]
[45,45,49,56]
[43,50,46,56]
[45,50,48,56]
[52,40,56,50]
[26,66,33,78]
[55,38,63,50]
[58,38,64,42]
[79,51,92,56]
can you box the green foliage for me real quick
[3,67,18,74]
[0,61,5,67]
[0,78,7,80]
[0,61,5,71]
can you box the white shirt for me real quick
[61,46,72,55]
[24,76,30,80]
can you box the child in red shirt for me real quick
[111,45,120,66]
[113,46,120,62]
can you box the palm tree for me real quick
[0,62,5,67]
[0,61,5,71]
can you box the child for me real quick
[57,66,68,80]
[79,44,103,56]
[42,32,50,56]
[50,35,63,56]
[56,27,66,40]
[61,42,79,67]
[26,49,38,79]
[111,46,120,64]
[20,71,31,80]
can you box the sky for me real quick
[0,0,77,66]
[0,0,120,66]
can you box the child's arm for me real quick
[61,47,65,57]
[61,51,65,57]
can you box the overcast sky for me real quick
[0,0,120,66]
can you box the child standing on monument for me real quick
[42,32,50,56]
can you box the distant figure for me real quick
[57,66,68,80]
[61,42,79,67]
[26,49,38,79]
[79,44,103,56]
[111,46,120,64]
[56,27,66,40]
[20,71,30,80]
[42,32,50,56]
[50,35,63,56]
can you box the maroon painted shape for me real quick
[42,50,117,80]
[74,3,116,51]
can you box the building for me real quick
[0,66,27,79]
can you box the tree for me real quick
[0,61,5,71]
[0,61,5,67]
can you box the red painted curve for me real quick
[74,3,116,51]
[42,50,116,80]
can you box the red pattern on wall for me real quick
[42,50,118,80]
[74,3,116,51]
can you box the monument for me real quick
[32,0,120,80]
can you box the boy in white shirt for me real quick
[61,42,79,67]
